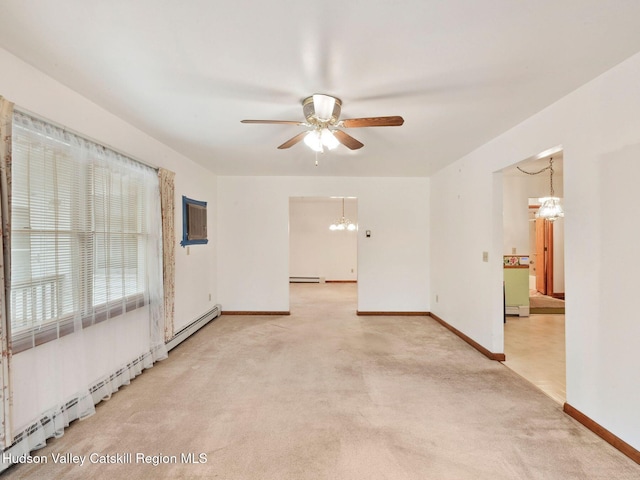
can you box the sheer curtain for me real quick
[6,110,166,459]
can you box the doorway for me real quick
[501,151,566,403]
[528,201,566,312]
[288,197,358,310]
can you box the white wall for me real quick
[217,176,429,312]
[430,51,640,450]
[289,197,357,281]
[0,47,218,434]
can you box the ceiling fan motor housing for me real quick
[241,94,402,150]
[303,94,342,125]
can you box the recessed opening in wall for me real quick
[288,197,358,310]
[181,196,208,247]
[501,148,566,404]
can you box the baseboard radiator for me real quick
[166,304,222,351]
[1,304,222,472]
[289,276,325,283]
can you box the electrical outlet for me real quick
[482,251,489,262]
[436,294,439,303]
[208,293,212,301]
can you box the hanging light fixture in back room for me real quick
[517,157,564,222]
[329,198,357,231]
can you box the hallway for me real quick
[503,313,566,404]
[4,284,638,479]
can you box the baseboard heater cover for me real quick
[289,276,325,283]
[166,304,222,352]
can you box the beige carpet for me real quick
[4,283,638,479]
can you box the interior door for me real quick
[535,218,554,295]
[535,218,546,294]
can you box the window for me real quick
[10,111,158,351]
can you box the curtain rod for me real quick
[14,105,160,171]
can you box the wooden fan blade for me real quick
[277,131,308,149]
[341,116,404,128]
[241,119,305,125]
[333,130,364,150]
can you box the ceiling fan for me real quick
[241,94,404,152]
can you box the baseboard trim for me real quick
[289,276,323,283]
[563,403,640,464]
[221,311,290,316]
[428,313,506,361]
[326,280,358,283]
[357,311,429,316]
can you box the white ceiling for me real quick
[1,1,640,177]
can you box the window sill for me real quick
[11,293,147,354]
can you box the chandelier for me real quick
[517,156,564,222]
[329,198,357,231]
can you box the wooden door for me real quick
[535,218,546,293]
[535,218,554,295]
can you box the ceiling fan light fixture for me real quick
[321,128,339,150]
[303,130,323,152]
[304,128,339,152]
[242,94,402,154]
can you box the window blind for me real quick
[10,111,157,348]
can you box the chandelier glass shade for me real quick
[536,196,564,222]
[329,198,357,231]
[518,156,564,222]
